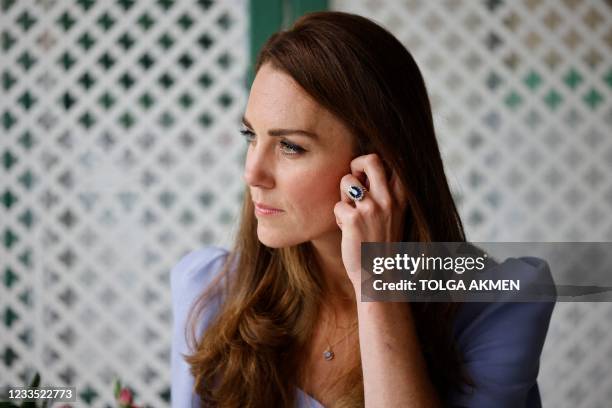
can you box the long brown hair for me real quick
[184,10,471,407]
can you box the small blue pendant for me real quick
[323,350,334,361]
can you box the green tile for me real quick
[57,11,77,32]
[177,13,194,31]
[117,32,135,50]
[157,32,175,50]
[3,149,18,170]
[178,53,194,70]
[17,51,37,71]
[139,53,155,70]
[159,111,175,128]
[79,111,96,129]
[3,228,19,249]
[138,92,155,110]
[138,12,156,31]
[544,89,563,110]
[58,51,77,71]
[198,112,213,128]
[4,306,19,328]
[158,72,174,89]
[98,52,116,70]
[583,88,603,109]
[16,11,37,32]
[78,71,96,90]
[60,91,77,110]
[98,92,116,110]
[117,0,135,11]
[18,169,37,190]
[178,92,194,109]
[157,0,175,12]
[504,90,522,109]
[18,131,35,150]
[198,32,214,50]
[564,68,583,89]
[18,208,35,229]
[2,346,19,367]
[217,92,233,109]
[3,266,19,289]
[118,72,136,90]
[2,30,17,52]
[97,12,116,32]
[119,111,136,129]
[2,70,17,90]
[77,31,96,51]
[1,0,17,12]
[18,90,37,111]
[79,385,99,405]
[216,12,233,31]
[2,189,18,210]
[2,110,17,130]
[524,70,542,90]
[76,0,96,12]
[198,72,213,89]
[197,0,213,11]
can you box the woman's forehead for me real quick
[247,67,322,124]
[245,63,355,147]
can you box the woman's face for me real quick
[242,62,357,248]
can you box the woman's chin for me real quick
[257,229,302,249]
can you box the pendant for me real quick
[323,349,334,361]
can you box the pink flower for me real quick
[118,388,134,405]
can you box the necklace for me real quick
[321,312,359,361]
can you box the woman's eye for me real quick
[240,128,255,142]
[239,127,305,156]
[279,140,305,155]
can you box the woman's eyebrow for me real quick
[242,115,319,139]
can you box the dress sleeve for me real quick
[170,246,229,408]
[448,257,557,408]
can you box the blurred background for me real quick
[1,0,611,406]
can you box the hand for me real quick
[333,153,408,289]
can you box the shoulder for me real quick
[449,257,557,407]
[169,245,230,302]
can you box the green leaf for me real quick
[113,379,121,398]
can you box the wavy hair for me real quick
[183,10,472,407]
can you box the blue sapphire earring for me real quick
[347,185,367,201]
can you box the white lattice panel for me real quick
[1,0,248,405]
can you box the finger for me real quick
[339,173,367,206]
[350,154,393,208]
[334,200,358,230]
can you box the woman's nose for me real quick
[243,146,274,188]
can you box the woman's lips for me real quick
[254,202,284,215]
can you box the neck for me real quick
[310,229,357,313]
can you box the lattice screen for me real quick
[2,0,612,407]
[1,0,247,406]
[331,0,612,407]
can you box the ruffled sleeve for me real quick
[448,257,556,407]
[170,246,229,408]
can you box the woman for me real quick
[170,11,555,407]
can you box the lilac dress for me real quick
[171,246,555,407]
